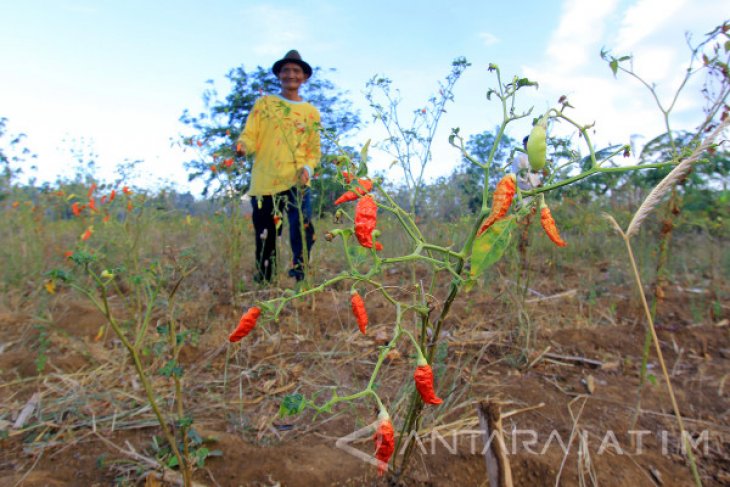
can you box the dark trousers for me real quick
[251,186,314,282]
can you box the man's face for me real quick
[278,63,306,91]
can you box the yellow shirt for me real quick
[238,94,321,196]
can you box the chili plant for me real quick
[228,25,728,482]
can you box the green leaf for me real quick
[195,447,210,468]
[609,59,618,77]
[359,139,371,175]
[167,456,179,468]
[469,217,515,279]
[278,393,306,417]
[647,373,657,386]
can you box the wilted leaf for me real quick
[469,217,515,279]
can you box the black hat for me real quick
[272,50,313,79]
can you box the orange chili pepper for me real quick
[350,290,368,334]
[229,306,261,342]
[477,174,516,236]
[414,358,443,405]
[81,227,93,241]
[373,411,395,476]
[122,186,131,195]
[540,204,567,247]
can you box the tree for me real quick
[179,66,360,205]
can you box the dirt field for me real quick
[1,263,728,486]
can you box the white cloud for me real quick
[239,5,309,58]
[519,0,719,154]
[545,0,620,73]
[478,32,499,47]
[614,0,687,51]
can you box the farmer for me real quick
[236,50,321,284]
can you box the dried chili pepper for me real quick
[350,290,368,334]
[228,306,261,342]
[373,411,395,476]
[354,195,378,248]
[414,357,443,405]
[540,203,567,247]
[477,174,516,236]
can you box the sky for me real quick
[0,0,727,194]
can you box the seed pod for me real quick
[540,204,567,247]
[229,306,261,342]
[354,195,378,248]
[477,174,516,236]
[414,358,443,405]
[350,290,368,334]
[373,411,395,476]
[527,118,547,171]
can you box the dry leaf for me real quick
[385,349,401,363]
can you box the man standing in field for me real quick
[236,50,321,284]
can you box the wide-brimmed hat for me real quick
[272,50,313,79]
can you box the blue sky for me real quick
[0,0,726,192]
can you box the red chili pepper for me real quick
[122,186,131,195]
[72,202,82,217]
[109,189,116,202]
[373,412,395,476]
[87,183,97,198]
[540,205,567,247]
[350,290,368,334]
[477,174,516,236]
[334,178,373,205]
[229,307,261,342]
[414,359,443,405]
[334,190,358,206]
[354,195,378,248]
[81,227,93,241]
[88,198,97,212]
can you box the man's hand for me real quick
[234,142,246,157]
[297,167,310,186]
